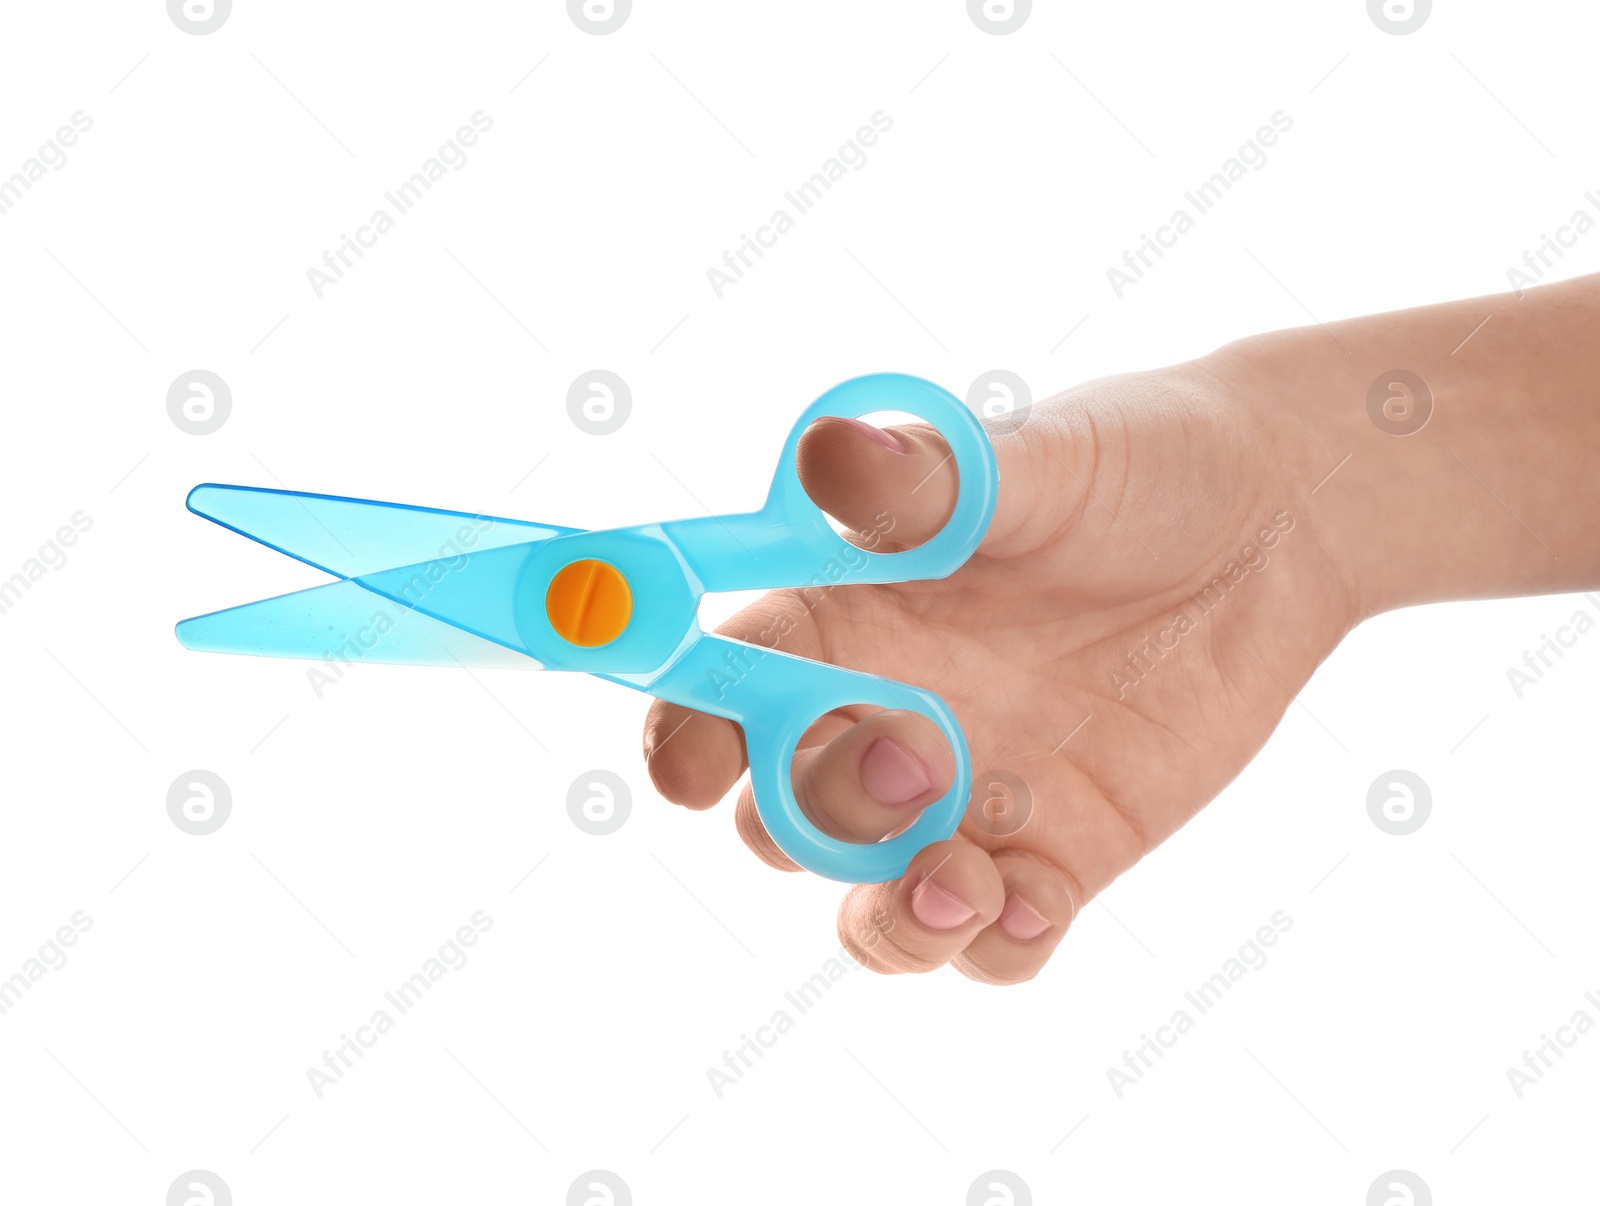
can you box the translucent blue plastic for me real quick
[176,373,1000,883]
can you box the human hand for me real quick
[642,274,1600,984]
[641,358,1356,983]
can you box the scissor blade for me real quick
[351,543,536,654]
[186,484,579,579]
[176,577,540,668]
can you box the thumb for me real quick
[796,414,1042,553]
[796,416,960,551]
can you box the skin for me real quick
[642,272,1600,985]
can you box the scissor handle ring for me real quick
[759,373,1000,584]
[739,653,972,884]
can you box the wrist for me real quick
[1196,327,1400,622]
[1196,279,1600,620]
[1179,333,1376,639]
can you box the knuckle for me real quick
[840,928,896,974]
[953,949,1039,986]
[734,794,799,872]
[838,901,903,973]
[644,742,701,803]
[878,929,949,975]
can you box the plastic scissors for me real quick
[176,372,999,883]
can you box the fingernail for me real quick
[830,415,909,454]
[860,737,931,806]
[998,894,1051,941]
[912,878,977,930]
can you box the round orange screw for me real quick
[545,559,633,647]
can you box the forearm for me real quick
[1205,273,1600,617]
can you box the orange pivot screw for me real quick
[545,559,633,647]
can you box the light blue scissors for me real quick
[176,373,999,883]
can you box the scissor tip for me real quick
[185,483,219,515]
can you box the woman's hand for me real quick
[642,273,1600,984]
[641,356,1355,983]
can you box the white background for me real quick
[2,1,1597,1203]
